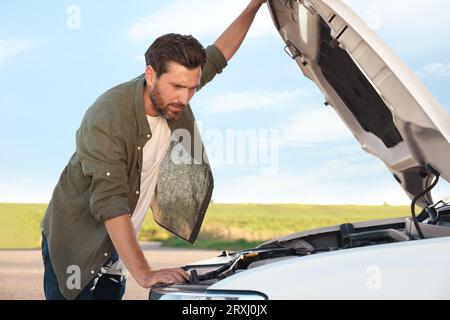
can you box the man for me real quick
[41,0,267,300]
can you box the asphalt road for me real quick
[0,242,220,300]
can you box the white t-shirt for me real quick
[107,114,171,275]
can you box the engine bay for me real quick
[177,201,450,287]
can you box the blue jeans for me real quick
[41,232,127,300]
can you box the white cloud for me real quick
[213,160,412,205]
[0,38,35,68]
[200,89,313,114]
[128,0,276,42]
[0,179,52,204]
[418,63,450,79]
[281,107,353,146]
[200,91,352,146]
[344,0,450,33]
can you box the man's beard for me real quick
[149,81,185,120]
[149,82,168,118]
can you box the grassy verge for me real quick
[140,203,409,250]
[0,203,48,249]
[0,203,409,250]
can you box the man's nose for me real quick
[179,89,190,105]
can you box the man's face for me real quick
[147,62,202,120]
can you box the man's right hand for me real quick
[139,268,190,288]
[105,215,190,289]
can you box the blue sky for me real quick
[0,0,449,204]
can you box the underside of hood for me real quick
[267,0,450,207]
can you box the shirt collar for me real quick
[134,74,152,139]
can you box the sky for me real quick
[0,0,449,205]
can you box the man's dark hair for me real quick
[145,33,207,76]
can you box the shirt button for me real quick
[104,253,108,257]
[147,134,151,138]
[90,270,95,274]
[138,146,141,151]
[136,190,140,195]
[106,172,111,177]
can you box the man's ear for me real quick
[145,65,156,87]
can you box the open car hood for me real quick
[267,0,450,207]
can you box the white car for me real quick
[149,0,450,300]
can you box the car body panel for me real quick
[267,0,450,206]
[208,236,450,299]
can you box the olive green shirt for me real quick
[41,44,227,300]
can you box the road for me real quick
[0,242,220,300]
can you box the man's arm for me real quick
[214,0,267,62]
[198,1,266,91]
[105,214,189,288]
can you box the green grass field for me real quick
[0,203,409,251]
[0,203,48,249]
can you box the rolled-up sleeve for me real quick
[198,44,228,91]
[76,119,130,223]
